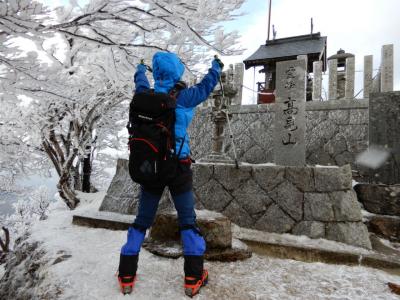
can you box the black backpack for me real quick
[127,90,181,186]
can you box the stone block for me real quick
[324,135,348,157]
[334,151,355,167]
[326,222,372,249]
[314,165,352,192]
[254,203,296,233]
[148,210,232,249]
[340,124,368,142]
[222,200,254,228]
[285,166,315,192]
[253,165,285,191]
[328,110,350,125]
[354,183,400,216]
[304,193,334,222]
[232,179,272,216]
[195,179,233,212]
[192,163,214,188]
[292,221,325,239]
[349,109,368,125]
[330,190,362,221]
[269,180,303,221]
[213,164,252,191]
[307,119,337,152]
[306,148,334,166]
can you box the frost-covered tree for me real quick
[1,0,245,209]
[0,185,50,256]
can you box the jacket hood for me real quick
[152,52,185,94]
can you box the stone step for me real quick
[234,226,400,272]
[72,210,134,231]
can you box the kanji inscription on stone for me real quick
[274,59,306,166]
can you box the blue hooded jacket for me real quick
[134,52,221,159]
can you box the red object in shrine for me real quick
[258,89,275,104]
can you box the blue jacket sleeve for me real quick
[134,65,150,94]
[177,68,219,108]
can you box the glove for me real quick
[212,57,224,73]
[137,63,147,73]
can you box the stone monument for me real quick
[273,59,306,166]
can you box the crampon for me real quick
[118,275,136,295]
[184,270,208,298]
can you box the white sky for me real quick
[222,0,400,103]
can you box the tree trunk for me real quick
[73,163,82,191]
[57,172,80,209]
[82,145,91,193]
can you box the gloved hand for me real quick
[137,63,147,73]
[212,56,224,73]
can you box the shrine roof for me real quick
[243,33,327,70]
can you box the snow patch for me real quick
[24,192,400,299]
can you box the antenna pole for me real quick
[267,0,272,41]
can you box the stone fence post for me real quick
[381,44,394,92]
[364,55,373,98]
[312,61,322,101]
[328,59,338,100]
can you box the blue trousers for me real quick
[135,187,196,228]
[121,163,206,256]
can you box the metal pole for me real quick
[267,0,272,41]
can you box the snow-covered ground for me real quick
[23,192,400,299]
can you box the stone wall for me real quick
[193,162,371,249]
[100,160,371,249]
[189,99,369,175]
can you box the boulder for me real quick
[365,215,400,242]
[148,210,232,249]
[354,183,400,216]
[144,210,252,261]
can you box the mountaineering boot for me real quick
[118,254,139,295]
[184,269,208,297]
[118,225,146,294]
[118,274,136,295]
[184,255,208,297]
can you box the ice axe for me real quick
[214,55,240,169]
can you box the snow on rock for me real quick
[2,192,400,299]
